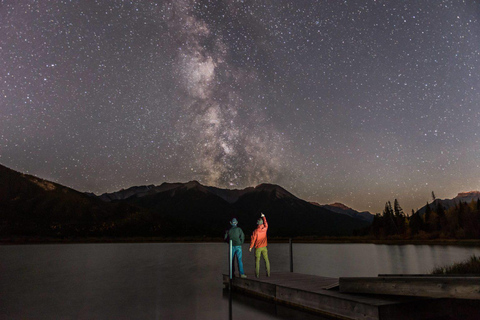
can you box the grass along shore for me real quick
[432,255,480,275]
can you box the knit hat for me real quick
[257,218,263,225]
[230,218,238,226]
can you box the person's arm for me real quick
[249,230,257,251]
[240,228,245,244]
[224,229,229,242]
[262,213,268,230]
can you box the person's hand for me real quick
[249,248,252,252]
[261,213,265,217]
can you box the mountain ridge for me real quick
[320,202,374,222]
[97,181,375,223]
[96,181,297,204]
[91,180,373,236]
[0,163,372,238]
[417,191,480,215]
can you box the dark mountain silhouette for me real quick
[99,181,255,204]
[124,180,242,236]
[417,191,480,215]
[319,202,374,222]
[98,183,184,202]
[0,164,173,238]
[229,184,369,236]
[0,163,104,236]
[119,182,371,236]
[100,181,373,236]
[1,163,371,239]
[204,185,254,203]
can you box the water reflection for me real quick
[1,243,480,319]
[292,243,480,277]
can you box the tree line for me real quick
[364,195,480,240]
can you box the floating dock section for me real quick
[339,274,480,300]
[223,272,480,320]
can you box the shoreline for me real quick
[2,236,480,246]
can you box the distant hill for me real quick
[456,191,480,203]
[0,163,106,236]
[417,191,480,215]
[0,163,371,239]
[0,164,173,238]
[319,202,374,223]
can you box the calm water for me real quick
[1,243,480,319]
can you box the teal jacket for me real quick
[224,226,245,246]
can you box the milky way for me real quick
[1,0,480,213]
[170,0,292,187]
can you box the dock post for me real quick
[289,238,293,273]
[228,289,232,320]
[228,240,233,319]
[229,240,233,281]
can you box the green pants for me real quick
[255,247,270,277]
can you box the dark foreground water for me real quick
[1,243,480,319]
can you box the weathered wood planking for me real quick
[223,272,459,320]
[339,276,480,300]
[379,273,480,277]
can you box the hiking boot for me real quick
[240,274,247,279]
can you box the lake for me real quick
[1,243,480,319]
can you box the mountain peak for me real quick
[327,202,351,211]
[417,191,480,215]
[180,180,211,194]
[254,183,285,191]
[455,191,480,199]
[185,180,202,188]
[253,183,297,199]
[321,202,374,222]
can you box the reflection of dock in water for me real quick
[223,272,480,320]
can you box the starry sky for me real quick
[1,0,480,214]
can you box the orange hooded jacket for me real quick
[250,216,268,249]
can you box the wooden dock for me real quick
[223,272,480,320]
[340,275,480,300]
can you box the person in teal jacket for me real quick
[224,218,247,278]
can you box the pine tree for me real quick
[393,199,406,235]
[383,201,397,236]
[388,201,394,217]
[393,199,404,218]
[424,202,431,221]
[424,202,432,232]
[371,213,383,239]
[431,191,436,201]
[457,201,466,229]
[435,201,446,232]
[409,209,423,236]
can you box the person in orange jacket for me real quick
[249,213,270,278]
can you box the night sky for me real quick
[1,0,480,213]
